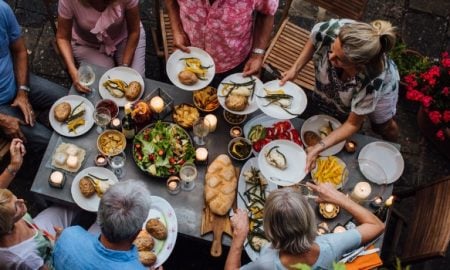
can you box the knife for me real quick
[263,63,283,79]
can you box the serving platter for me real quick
[70,167,118,212]
[255,80,307,119]
[98,66,145,107]
[166,47,215,91]
[218,73,262,115]
[142,196,178,268]
[49,95,95,137]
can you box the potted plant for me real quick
[403,51,450,159]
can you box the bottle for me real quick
[122,113,135,139]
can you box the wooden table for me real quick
[31,64,393,247]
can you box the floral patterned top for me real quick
[177,0,278,73]
[310,19,400,115]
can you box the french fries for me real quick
[313,156,345,187]
[193,86,219,111]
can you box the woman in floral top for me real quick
[281,19,400,170]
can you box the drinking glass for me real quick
[108,151,126,179]
[78,65,96,97]
[93,107,111,134]
[193,117,210,146]
[180,162,197,191]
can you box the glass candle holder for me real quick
[95,154,108,167]
[167,176,181,195]
[195,147,208,165]
[48,170,65,189]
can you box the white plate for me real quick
[71,167,118,212]
[98,66,145,106]
[237,157,277,261]
[142,196,178,268]
[358,141,404,184]
[166,47,215,91]
[49,95,95,137]
[218,73,262,115]
[311,156,348,189]
[301,114,345,156]
[258,140,307,186]
[256,80,307,119]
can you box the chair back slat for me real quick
[160,10,174,61]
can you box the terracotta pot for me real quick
[417,107,450,160]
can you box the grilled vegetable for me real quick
[67,116,85,133]
[248,125,266,143]
[103,79,127,98]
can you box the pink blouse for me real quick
[178,0,278,73]
[58,0,138,56]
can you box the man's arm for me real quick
[242,13,274,76]
[165,0,190,52]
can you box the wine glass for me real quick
[108,151,126,179]
[93,107,111,134]
[193,117,210,146]
[78,65,96,97]
[180,162,197,191]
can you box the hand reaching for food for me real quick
[279,66,297,86]
[230,208,250,244]
[306,182,347,205]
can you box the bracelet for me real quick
[6,166,17,176]
[251,48,266,55]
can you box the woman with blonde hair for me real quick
[56,0,145,94]
[280,19,400,171]
[0,189,77,269]
[225,183,384,269]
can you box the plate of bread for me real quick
[51,142,86,173]
[71,167,118,212]
[135,196,177,268]
[49,95,95,137]
[99,66,145,107]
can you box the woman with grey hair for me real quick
[53,180,152,270]
[280,19,400,172]
[225,183,384,269]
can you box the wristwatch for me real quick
[19,85,31,93]
[251,48,266,55]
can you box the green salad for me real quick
[133,121,195,177]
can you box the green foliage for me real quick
[389,40,432,78]
[394,257,411,270]
[291,262,347,270]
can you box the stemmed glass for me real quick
[108,151,126,179]
[93,107,111,134]
[193,117,210,146]
[78,65,96,97]
[180,162,198,191]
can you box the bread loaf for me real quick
[204,154,237,215]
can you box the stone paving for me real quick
[5,0,450,269]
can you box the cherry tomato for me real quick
[169,157,176,164]
[253,140,263,152]
[266,127,276,139]
[158,149,164,156]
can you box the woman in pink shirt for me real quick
[56,0,145,94]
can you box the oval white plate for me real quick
[358,141,404,184]
[71,167,118,212]
[237,157,277,261]
[258,140,307,186]
[142,196,178,268]
[166,47,215,91]
[49,95,95,137]
[218,73,262,115]
[301,114,345,156]
[98,66,145,106]
[256,80,307,119]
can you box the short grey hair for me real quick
[263,188,316,254]
[97,180,151,243]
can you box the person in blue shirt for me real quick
[0,1,66,156]
[53,180,152,270]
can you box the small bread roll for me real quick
[178,70,198,85]
[133,230,154,251]
[139,251,157,266]
[54,102,71,122]
[125,81,142,101]
[145,218,167,240]
[225,95,248,111]
[79,177,95,197]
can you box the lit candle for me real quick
[345,140,357,153]
[49,171,65,188]
[150,96,165,113]
[204,114,217,132]
[230,126,242,138]
[333,225,347,233]
[351,181,372,203]
[95,154,107,167]
[166,176,181,195]
[195,147,208,163]
[110,118,121,130]
[371,196,383,208]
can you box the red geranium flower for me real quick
[436,130,445,141]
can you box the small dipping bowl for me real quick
[223,110,247,125]
[228,137,252,161]
[49,170,65,189]
[230,126,243,138]
[167,175,181,195]
[95,154,108,167]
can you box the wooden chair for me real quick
[263,0,368,92]
[384,176,450,265]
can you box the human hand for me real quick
[305,146,320,173]
[173,30,191,53]
[0,115,26,142]
[11,91,35,126]
[306,182,347,205]
[230,208,249,243]
[9,138,25,170]
[243,55,263,77]
[54,226,63,242]
[279,67,297,86]
[72,79,91,94]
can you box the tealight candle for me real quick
[344,140,357,153]
[204,114,217,132]
[150,96,165,113]
[371,196,383,208]
[351,181,372,203]
[167,176,181,195]
[195,147,208,164]
[49,171,65,188]
[333,225,347,233]
[230,126,242,138]
[95,154,108,167]
[110,118,121,130]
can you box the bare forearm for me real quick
[293,39,315,73]
[56,17,78,80]
[165,0,184,35]
[252,13,274,50]
[122,7,141,66]
[11,38,28,86]
[225,240,244,270]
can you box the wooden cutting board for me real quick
[200,167,239,257]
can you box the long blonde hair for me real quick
[0,189,16,235]
[339,20,396,75]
